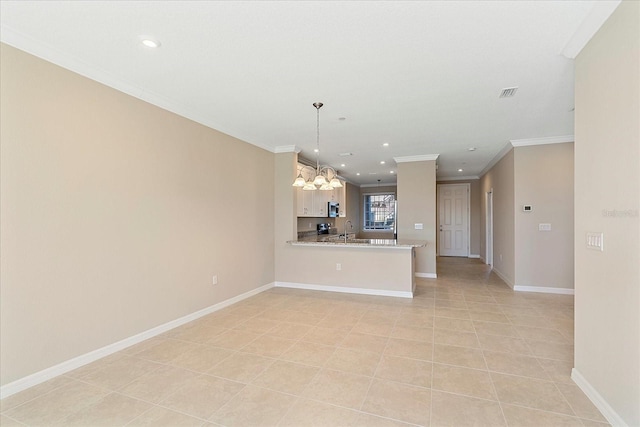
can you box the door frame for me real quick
[485,189,494,267]
[436,183,470,257]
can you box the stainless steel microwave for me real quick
[328,202,339,218]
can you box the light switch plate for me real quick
[586,232,604,251]
[414,223,423,230]
[538,223,551,231]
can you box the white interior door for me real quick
[438,184,469,257]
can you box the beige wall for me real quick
[574,1,639,425]
[275,152,298,278]
[480,144,575,290]
[396,161,437,276]
[436,179,482,256]
[514,143,574,289]
[0,44,275,386]
[276,246,414,294]
[480,149,515,286]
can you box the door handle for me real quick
[439,225,443,231]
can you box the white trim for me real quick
[0,282,275,400]
[492,268,514,289]
[0,25,275,154]
[275,145,301,153]
[415,272,437,279]
[480,142,513,177]
[561,1,622,59]
[360,183,397,188]
[514,285,574,295]
[485,189,494,268]
[510,135,574,147]
[393,154,439,163]
[571,368,628,427]
[437,176,480,181]
[468,254,481,259]
[275,281,413,299]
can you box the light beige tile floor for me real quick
[0,257,610,426]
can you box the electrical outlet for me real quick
[212,275,218,285]
[336,263,342,271]
[414,223,423,230]
[538,223,552,231]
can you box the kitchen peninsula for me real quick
[280,238,426,298]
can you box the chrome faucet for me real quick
[344,220,353,243]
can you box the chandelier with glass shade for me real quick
[292,102,343,191]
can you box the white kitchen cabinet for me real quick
[296,187,335,217]
[296,187,314,216]
[313,190,328,217]
[295,161,347,217]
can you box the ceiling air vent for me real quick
[499,87,518,98]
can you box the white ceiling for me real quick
[0,1,619,185]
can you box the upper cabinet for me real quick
[295,163,346,218]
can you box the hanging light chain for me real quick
[292,102,342,190]
[314,102,323,175]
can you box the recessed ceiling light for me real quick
[380,161,385,164]
[458,168,464,172]
[356,173,360,176]
[313,148,319,153]
[383,143,389,147]
[140,37,161,48]
[468,147,477,151]
[340,163,346,167]
[390,171,395,174]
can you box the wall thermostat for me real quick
[523,205,532,212]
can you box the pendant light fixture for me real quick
[292,102,343,191]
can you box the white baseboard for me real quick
[491,268,514,289]
[0,282,275,400]
[571,368,628,427]
[275,281,413,299]
[468,254,481,259]
[415,272,437,279]
[514,285,575,295]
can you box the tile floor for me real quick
[1,258,609,426]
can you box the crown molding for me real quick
[510,135,574,147]
[480,142,513,177]
[393,154,439,163]
[561,0,621,59]
[437,176,480,182]
[274,145,301,153]
[0,25,276,153]
[360,183,398,188]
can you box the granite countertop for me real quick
[288,235,426,249]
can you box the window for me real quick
[363,193,396,231]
